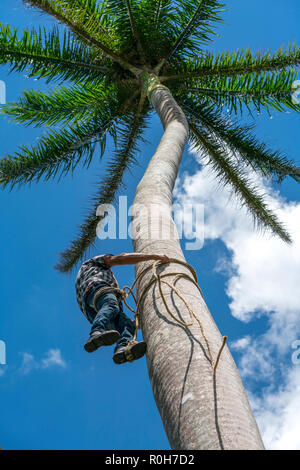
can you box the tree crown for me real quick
[0,0,299,271]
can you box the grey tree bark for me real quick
[131,79,265,450]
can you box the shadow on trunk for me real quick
[139,264,225,450]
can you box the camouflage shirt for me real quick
[75,254,119,317]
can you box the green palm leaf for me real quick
[190,122,292,243]
[0,116,116,188]
[69,0,114,35]
[186,68,300,114]
[181,98,300,182]
[106,0,146,62]
[0,23,108,83]
[0,81,132,127]
[133,0,177,65]
[161,45,300,81]
[165,0,224,60]
[56,92,149,272]
[22,0,139,73]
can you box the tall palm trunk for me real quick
[132,81,265,450]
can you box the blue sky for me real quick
[0,0,299,450]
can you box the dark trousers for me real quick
[85,287,135,352]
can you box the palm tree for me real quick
[1,0,300,450]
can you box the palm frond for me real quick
[0,81,133,127]
[72,0,107,18]
[161,0,224,66]
[134,0,177,65]
[70,0,114,36]
[106,0,133,41]
[0,116,117,188]
[161,45,300,81]
[22,0,139,73]
[186,67,300,114]
[0,23,108,83]
[124,0,146,62]
[181,98,300,182]
[68,0,121,48]
[55,91,149,273]
[152,0,173,25]
[190,122,292,243]
[104,0,146,62]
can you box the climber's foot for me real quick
[113,340,147,364]
[84,330,120,353]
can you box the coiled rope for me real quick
[92,258,227,374]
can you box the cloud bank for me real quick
[175,150,300,449]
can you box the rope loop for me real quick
[92,258,226,374]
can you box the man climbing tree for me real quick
[1,0,300,450]
[76,252,169,363]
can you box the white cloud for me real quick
[250,367,300,450]
[231,336,251,351]
[19,349,66,375]
[231,334,277,381]
[175,148,300,449]
[19,352,38,375]
[175,157,300,344]
[40,349,67,369]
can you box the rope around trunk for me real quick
[92,258,227,375]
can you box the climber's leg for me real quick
[84,288,120,353]
[113,303,146,364]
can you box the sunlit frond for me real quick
[190,122,292,243]
[0,23,108,83]
[56,91,149,272]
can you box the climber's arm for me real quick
[104,252,170,267]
